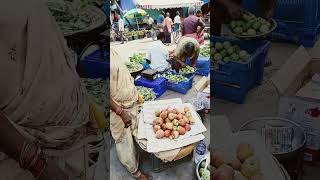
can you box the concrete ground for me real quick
[110,39,210,180]
[213,41,320,179]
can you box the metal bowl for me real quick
[239,117,306,162]
[228,18,277,40]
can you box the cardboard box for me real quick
[195,77,210,109]
[271,46,320,162]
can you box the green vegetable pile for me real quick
[136,86,156,101]
[162,72,188,83]
[181,66,195,75]
[46,0,102,34]
[199,161,210,180]
[126,62,143,73]
[81,78,108,111]
[199,44,210,58]
[211,41,250,65]
[229,12,272,36]
[129,53,146,64]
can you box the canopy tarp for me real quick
[136,0,204,9]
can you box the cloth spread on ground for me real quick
[0,0,104,179]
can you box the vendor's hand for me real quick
[120,110,132,128]
[226,2,243,19]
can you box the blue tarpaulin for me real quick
[202,0,209,4]
[120,0,137,11]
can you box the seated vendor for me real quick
[146,35,170,72]
[171,37,200,72]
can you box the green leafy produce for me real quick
[129,53,146,64]
[126,62,143,73]
[81,78,108,111]
[162,72,188,83]
[199,45,210,57]
[181,66,195,74]
[229,11,272,36]
[46,0,102,34]
[137,86,156,101]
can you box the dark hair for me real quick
[176,11,180,16]
[185,42,195,54]
[196,10,202,14]
[166,12,170,17]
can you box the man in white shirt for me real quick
[118,17,125,44]
[173,11,181,32]
[146,39,170,72]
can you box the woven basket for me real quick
[173,143,196,161]
[63,6,106,37]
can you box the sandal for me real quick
[131,171,153,180]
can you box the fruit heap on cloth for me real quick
[137,98,207,153]
[152,106,194,140]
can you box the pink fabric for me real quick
[183,15,200,35]
[164,17,173,33]
[184,33,204,45]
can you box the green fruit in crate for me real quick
[233,26,243,34]
[220,49,228,58]
[214,53,222,61]
[215,42,224,51]
[239,50,248,59]
[247,29,257,36]
[259,24,269,33]
[211,47,217,54]
[264,21,271,28]
[223,41,232,49]
[236,21,245,27]
[231,53,239,61]
[227,47,235,55]
[233,45,241,53]
[223,56,230,62]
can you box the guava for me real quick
[247,29,257,36]
[252,21,261,30]
[239,50,248,60]
[223,41,232,49]
[233,45,241,53]
[231,53,239,61]
[215,42,223,50]
[237,142,255,162]
[241,157,261,177]
[230,21,237,29]
[220,49,228,58]
[227,47,235,55]
[259,25,269,33]
[214,53,222,61]
[234,26,243,34]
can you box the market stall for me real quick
[135,0,204,9]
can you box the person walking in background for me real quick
[118,16,125,44]
[163,12,173,45]
[157,11,165,25]
[174,11,181,32]
[182,7,205,44]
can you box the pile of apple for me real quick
[152,106,194,139]
[213,142,264,180]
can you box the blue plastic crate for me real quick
[211,36,270,103]
[81,49,109,80]
[195,57,210,76]
[163,71,194,94]
[243,0,320,47]
[134,77,167,98]
[185,57,210,76]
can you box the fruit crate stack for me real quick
[211,36,270,103]
[244,0,320,47]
